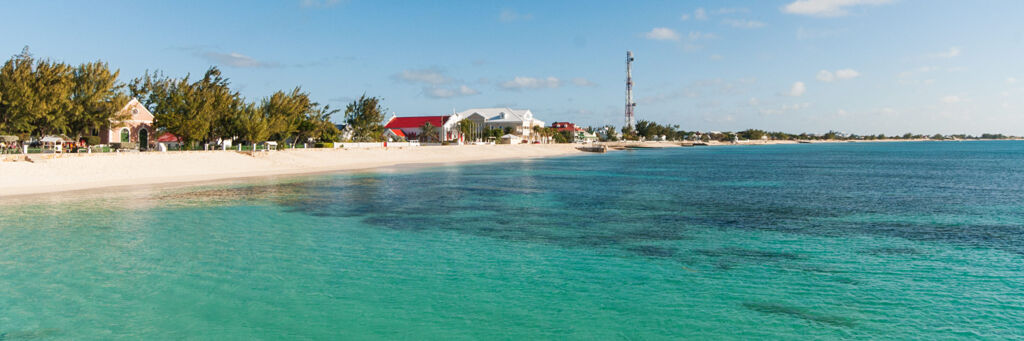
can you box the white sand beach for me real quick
[0,144,585,198]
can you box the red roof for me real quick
[157,133,181,142]
[384,115,449,129]
[388,129,406,138]
[551,122,583,132]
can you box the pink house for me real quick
[101,98,154,149]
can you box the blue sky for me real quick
[2,0,1023,135]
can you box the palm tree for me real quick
[419,121,438,142]
[532,125,542,143]
[458,119,477,142]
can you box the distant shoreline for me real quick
[657,138,1023,146]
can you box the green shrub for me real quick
[85,136,101,146]
[441,141,451,146]
[315,142,334,148]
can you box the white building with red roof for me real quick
[383,107,546,143]
[383,115,455,141]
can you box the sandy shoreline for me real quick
[3,139,1015,199]
[0,144,586,199]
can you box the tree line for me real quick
[594,119,1018,142]
[0,47,388,148]
[0,47,128,139]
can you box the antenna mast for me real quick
[625,51,636,130]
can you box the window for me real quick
[120,128,130,143]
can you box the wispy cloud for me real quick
[499,9,533,22]
[817,68,860,82]
[723,19,766,28]
[930,47,962,58]
[424,85,479,99]
[694,8,709,20]
[688,31,717,40]
[796,27,844,40]
[392,68,478,98]
[644,27,681,41]
[392,68,452,85]
[199,51,279,68]
[941,95,962,104]
[759,102,811,115]
[782,0,894,17]
[786,81,807,96]
[500,76,561,90]
[572,77,597,87]
[715,7,750,14]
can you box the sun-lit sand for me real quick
[0,144,584,198]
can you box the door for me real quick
[138,129,148,151]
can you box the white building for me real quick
[448,108,545,143]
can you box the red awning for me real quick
[157,133,181,142]
[389,129,406,137]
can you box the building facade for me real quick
[100,98,154,149]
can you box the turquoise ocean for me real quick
[1,141,1022,339]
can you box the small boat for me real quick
[576,145,607,153]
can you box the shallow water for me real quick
[1,141,1023,339]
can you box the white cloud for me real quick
[200,52,278,68]
[788,81,807,96]
[694,8,708,20]
[723,19,766,28]
[941,95,962,104]
[709,54,723,61]
[1007,77,1018,84]
[393,68,451,85]
[571,77,596,87]
[782,0,894,17]
[500,76,561,90]
[425,85,479,99]
[835,68,860,79]
[816,70,836,82]
[680,13,691,21]
[499,9,533,22]
[930,47,961,58]
[817,68,860,82]
[644,27,681,41]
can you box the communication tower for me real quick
[625,51,636,130]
